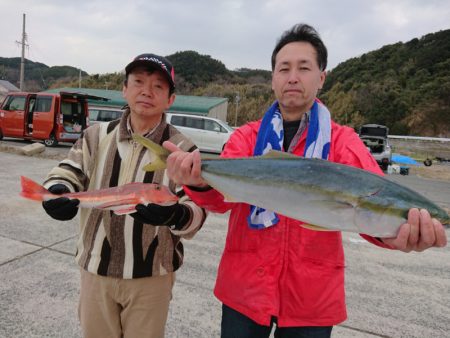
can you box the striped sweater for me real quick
[44,109,207,279]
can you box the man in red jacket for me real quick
[163,24,447,338]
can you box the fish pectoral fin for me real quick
[299,223,336,232]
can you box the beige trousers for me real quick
[78,269,175,338]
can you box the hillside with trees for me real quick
[1,29,449,136]
[0,57,88,91]
[321,29,450,136]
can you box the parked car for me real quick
[0,91,107,146]
[358,124,392,171]
[166,113,234,153]
[89,107,124,125]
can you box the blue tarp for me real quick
[391,153,419,165]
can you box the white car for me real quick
[89,108,124,125]
[166,113,234,153]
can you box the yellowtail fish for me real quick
[133,134,450,237]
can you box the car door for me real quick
[202,119,227,152]
[169,115,205,149]
[32,95,54,139]
[1,95,27,137]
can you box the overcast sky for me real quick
[0,0,449,75]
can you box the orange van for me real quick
[0,91,107,146]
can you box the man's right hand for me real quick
[42,184,80,221]
[163,141,209,188]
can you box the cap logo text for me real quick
[138,56,168,71]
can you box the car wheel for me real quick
[44,134,58,147]
[423,158,432,167]
[0,128,3,140]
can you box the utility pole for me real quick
[78,68,82,88]
[16,13,27,91]
[234,92,240,127]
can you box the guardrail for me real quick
[389,135,450,142]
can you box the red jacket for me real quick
[185,119,389,327]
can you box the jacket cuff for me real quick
[186,185,213,192]
[360,234,393,249]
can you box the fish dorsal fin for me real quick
[260,150,298,159]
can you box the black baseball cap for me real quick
[125,53,175,91]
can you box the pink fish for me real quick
[20,176,178,215]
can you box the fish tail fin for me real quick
[132,134,170,172]
[20,176,48,201]
[440,207,450,228]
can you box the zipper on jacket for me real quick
[272,217,290,318]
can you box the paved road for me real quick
[0,142,449,338]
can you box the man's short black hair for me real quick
[271,23,328,71]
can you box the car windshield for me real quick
[221,122,235,132]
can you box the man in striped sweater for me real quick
[41,53,207,338]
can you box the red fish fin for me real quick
[20,176,48,201]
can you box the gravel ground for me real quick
[0,138,449,338]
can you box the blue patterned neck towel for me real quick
[248,99,332,229]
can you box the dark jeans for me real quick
[221,304,333,338]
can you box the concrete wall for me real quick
[207,101,228,121]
